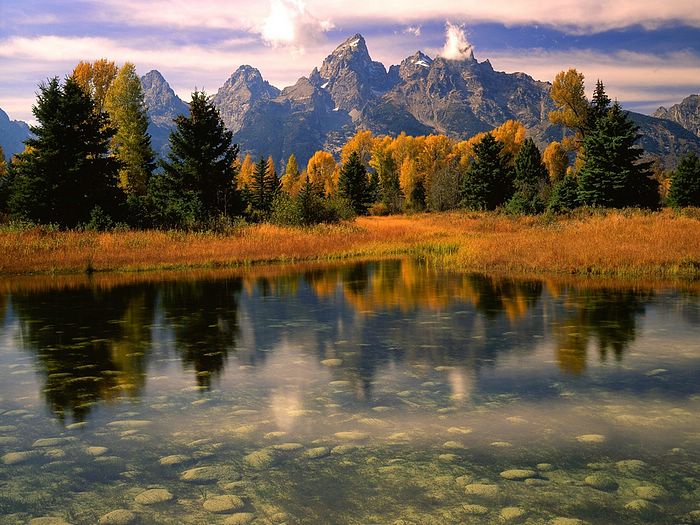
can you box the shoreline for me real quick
[1,210,699,279]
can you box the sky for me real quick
[1,0,699,123]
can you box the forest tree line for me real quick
[0,61,699,230]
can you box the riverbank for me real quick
[1,209,699,277]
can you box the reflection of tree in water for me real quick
[10,285,156,423]
[554,288,652,374]
[465,274,543,320]
[159,278,242,389]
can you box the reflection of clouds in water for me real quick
[447,368,474,404]
[270,388,303,432]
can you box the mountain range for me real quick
[2,34,700,168]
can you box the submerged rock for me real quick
[615,459,647,474]
[537,463,554,472]
[331,445,358,455]
[634,484,668,501]
[98,509,136,525]
[223,514,255,524]
[29,518,72,525]
[500,469,536,481]
[32,438,70,448]
[244,449,274,469]
[272,443,303,451]
[134,488,173,504]
[576,434,606,444]
[304,447,330,459]
[180,466,220,483]
[2,450,35,465]
[624,499,661,518]
[584,474,618,492]
[321,358,342,367]
[500,507,526,521]
[462,504,489,515]
[464,483,499,498]
[86,446,109,457]
[159,454,190,466]
[203,495,244,513]
[334,431,369,440]
[550,519,588,525]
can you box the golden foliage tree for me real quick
[71,59,119,114]
[281,154,302,195]
[307,150,338,195]
[237,153,254,190]
[491,120,526,160]
[542,141,569,182]
[548,69,589,150]
[341,129,375,168]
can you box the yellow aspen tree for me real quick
[491,120,526,160]
[71,59,119,114]
[237,153,254,190]
[281,154,301,195]
[548,69,589,150]
[340,129,375,168]
[542,141,569,182]
[307,150,338,196]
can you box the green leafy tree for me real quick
[104,62,155,195]
[338,151,372,215]
[668,152,700,207]
[150,90,240,228]
[460,133,514,210]
[577,102,659,208]
[9,77,121,227]
[507,138,550,214]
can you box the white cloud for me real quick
[260,0,333,50]
[403,25,422,37]
[440,22,475,60]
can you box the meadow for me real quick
[1,209,699,277]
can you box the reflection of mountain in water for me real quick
[3,260,671,421]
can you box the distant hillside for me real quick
[0,108,31,161]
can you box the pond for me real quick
[0,259,699,524]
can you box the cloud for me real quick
[440,22,474,60]
[260,0,333,50]
[403,25,422,37]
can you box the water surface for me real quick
[1,260,699,524]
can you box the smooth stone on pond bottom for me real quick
[159,454,190,466]
[98,509,136,525]
[462,504,489,515]
[2,451,34,465]
[203,495,244,513]
[686,510,700,524]
[86,446,109,457]
[584,474,619,492]
[331,445,358,455]
[244,449,274,469]
[334,431,369,440]
[550,519,589,525]
[500,469,537,481]
[616,459,647,474]
[33,438,70,447]
[134,488,173,504]
[180,466,220,483]
[29,518,72,525]
[576,434,606,444]
[223,514,255,525]
[321,358,342,366]
[107,420,152,429]
[303,447,330,459]
[500,507,526,522]
[272,443,303,451]
[537,463,554,471]
[438,454,459,462]
[624,499,661,518]
[455,475,473,487]
[634,484,668,501]
[464,484,499,497]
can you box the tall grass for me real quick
[1,209,699,277]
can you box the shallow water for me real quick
[0,260,699,524]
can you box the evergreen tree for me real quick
[248,156,271,218]
[264,155,281,199]
[507,138,550,214]
[588,79,611,130]
[104,62,155,195]
[338,151,372,215]
[547,173,579,213]
[668,152,700,207]
[0,145,6,178]
[460,133,514,210]
[0,146,10,215]
[375,151,401,212]
[577,102,659,209]
[9,77,121,227]
[297,173,325,225]
[150,90,240,227]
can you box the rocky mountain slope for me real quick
[654,95,700,138]
[140,70,189,157]
[0,107,31,161]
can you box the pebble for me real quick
[32,438,69,448]
[490,441,512,448]
[2,451,34,465]
[28,518,72,525]
[686,510,700,524]
[223,514,255,524]
[98,509,136,525]
[576,434,606,444]
[180,466,220,483]
[244,449,274,469]
[304,447,330,459]
[624,499,660,518]
[537,463,554,471]
[203,495,244,513]
[634,484,668,501]
[134,488,173,505]
[331,445,358,455]
[615,459,647,474]
[438,454,459,462]
[321,358,342,366]
[550,519,588,525]
[584,474,618,492]
[159,454,190,466]
[86,446,109,457]
[500,507,525,522]
[272,443,304,451]
[107,420,152,429]
[462,504,488,515]
[500,469,536,481]
[464,483,499,498]
[334,431,369,440]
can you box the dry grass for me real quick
[1,209,699,277]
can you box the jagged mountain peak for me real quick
[654,94,700,138]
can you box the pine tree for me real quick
[338,152,371,215]
[151,90,240,227]
[0,145,9,214]
[264,155,281,199]
[507,138,550,214]
[460,133,514,210]
[588,79,611,130]
[577,102,659,209]
[9,77,121,227]
[248,156,270,218]
[297,173,325,225]
[547,173,579,213]
[104,63,155,195]
[668,152,700,207]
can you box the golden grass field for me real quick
[1,209,699,277]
